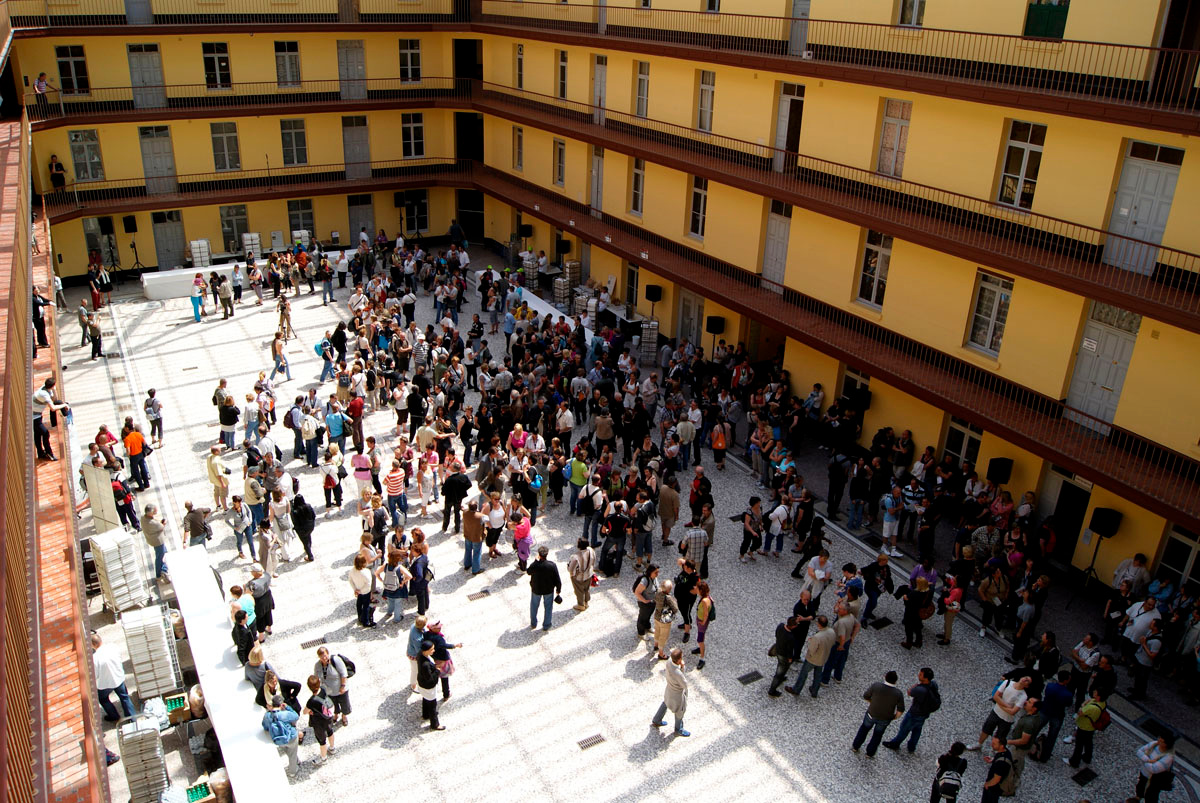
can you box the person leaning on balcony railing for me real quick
[33,72,56,115]
[48,154,67,191]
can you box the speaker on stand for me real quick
[1068,506,1123,609]
[986,457,1013,486]
[644,284,662,321]
[705,315,725,357]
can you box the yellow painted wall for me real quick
[1073,486,1169,578]
[1113,319,1200,460]
[974,433,1045,513]
[781,337,841,409]
[857,379,945,461]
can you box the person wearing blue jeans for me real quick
[270,353,292,382]
[821,601,858,684]
[651,649,690,737]
[230,497,256,560]
[526,546,561,630]
[851,670,906,757]
[91,632,137,721]
[785,616,834,698]
[883,668,938,753]
[462,501,485,574]
[578,480,604,547]
[142,504,169,579]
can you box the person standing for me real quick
[207,445,231,511]
[181,501,212,548]
[1001,698,1045,795]
[568,538,595,611]
[144,389,164,446]
[980,737,1013,803]
[650,648,690,737]
[1128,617,1163,701]
[32,377,68,462]
[1064,688,1107,769]
[822,600,860,685]
[883,667,941,753]
[142,504,168,582]
[462,500,486,575]
[526,545,562,630]
[407,615,428,691]
[882,486,904,557]
[416,640,446,731]
[692,581,712,670]
[785,615,835,699]
[767,616,803,697]
[967,675,1030,752]
[248,564,274,636]
[634,564,659,642]
[91,633,136,721]
[1131,734,1176,803]
[930,742,968,803]
[303,675,336,766]
[349,554,376,628]
[653,579,679,660]
[314,647,351,726]
[851,670,906,757]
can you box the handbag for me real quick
[436,657,455,678]
[337,464,348,480]
[767,644,778,658]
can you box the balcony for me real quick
[38,156,1200,529]
[8,0,464,27]
[476,1,1200,135]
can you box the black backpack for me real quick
[337,654,356,678]
[925,682,942,714]
[633,573,650,595]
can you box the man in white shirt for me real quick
[395,233,405,252]
[358,227,370,247]
[348,285,368,315]
[91,632,136,721]
[968,674,1030,751]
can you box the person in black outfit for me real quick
[900,578,934,649]
[767,617,803,696]
[416,641,445,731]
[981,736,1012,803]
[791,588,819,645]
[826,454,849,521]
[290,493,316,562]
[441,463,472,534]
[930,741,968,803]
[231,609,256,665]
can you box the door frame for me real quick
[336,40,367,100]
[1037,466,1092,568]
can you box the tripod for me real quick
[1066,532,1106,610]
[129,239,146,272]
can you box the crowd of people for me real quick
[69,229,1190,799]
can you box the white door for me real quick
[1104,143,1180,275]
[127,44,166,109]
[337,40,367,100]
[788,0,811,57]
[590,146,604,217]
[151,210,186,269]
[592,55,607,125]
[762,204,791,291]
[347,196,375,244]
[772,83,804,172]
[342,116,370,180]
[139,126,177,194]
[1065,304,1140,432]
[125,0,152,25]
[678,289,704,350]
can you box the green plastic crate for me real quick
[185,782,210,803]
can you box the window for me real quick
[68,129,104,181]
[287,200,315,236]
[696,70,715,132]
[857,230,892,307]
[705,0,719,11]
[55,45,89,95]
[998,120,1046,209]
[515,44,524,91]
[512,126,523,170]
[639,0,650,8]
[840,367,870,403]
[210,122,241,172]
[82,217,114,255]
[553,139,566,186]
[399,39,422,82]
[219,204,248,253]
[556,50,568,99]
[626,262,640,306]
[689,175,708,238]
[898,0,924,26]
[279,119,307,166]
[967,271,1014,355]
[202,42,231,89]
[1128,140,1185,166]
[943,416,983,467]
[634,61,649,118]
[401,190,429,233]
[401,113,425,158]
[1023,0,1070,39]
[877,99,911,178]
[630,157,645,215]
[1158,526,1200,593]
[274,41,300,88]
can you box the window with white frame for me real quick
[401,113,425,158]
[943,416,983,468]
[857,229,891,307]
[399,39,422,82]
[626,262,640,305]
[1158,525,1200,593]
[634,61,650,118]
[553,139,566,186]
[898,0,924,26]
[219,204,248,252]
[55,45,90,95]
[689,175,708,238]
[515,44,524,90]
[513,126,523,170]
[967,271,1014,355]
[402,190,429,233]
[210,122,241,171]
[706,0,719,11]
[697,70,715,132]
[877,99,911,177]
[630,157,645,215]
[556,50,568,99]
[202,42,231,89]
[840,367,870,402]
[274,41,300,88]
[68,129,104,181]
[287,199,314,236]
[280,119,307,166]
[639,0,650,8]
[998,120,1046,209]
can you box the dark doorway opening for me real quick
[456,189,485,244]
[453,38,482,95]
[1151,0,1200,107]
[455,112,484,162]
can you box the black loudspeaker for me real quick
[122,215,137,234]
[1089,507,1122,539]
[97,216,115,236]
[705,316,725,335]
[556,238,571,255]
[644,284,663,303]
[853,388,872,411]
[394,192,405,208]
[986,457,1013,485]
[518,224,533,238]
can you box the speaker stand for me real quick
[129,240,146,273]
[1066,534,1104,610]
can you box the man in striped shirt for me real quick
[384,460,408,528]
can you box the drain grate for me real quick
[466,590,491,601]
[299,637,327,649]
[861,534,884,550]
[182,366,199,371]
[868,617,894,630]
[101,330,115,336]
[737,670,764,685]
[577,734,606,750]
[1136,716,1175,740]
[111,375,126,383]
[1071,767,1097,787]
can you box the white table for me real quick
[141,261,266,301]
[164,548,297,799]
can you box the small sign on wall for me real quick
[1081,337,1098,352]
